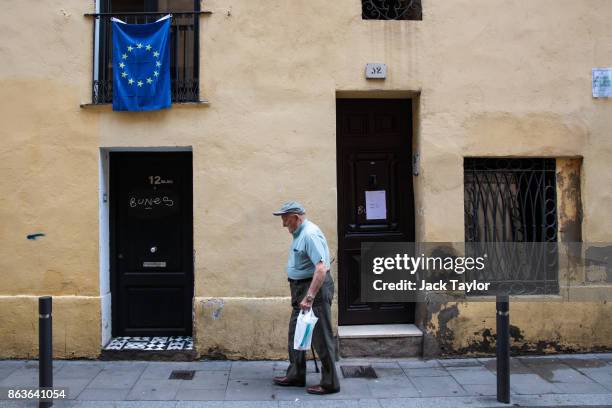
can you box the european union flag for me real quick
[112,15,171,111]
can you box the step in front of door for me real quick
[338,324,423,358]
[101,336,197,361]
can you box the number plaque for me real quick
[365,63,387,79]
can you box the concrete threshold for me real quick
[338,323,423,339]
[338,324,423,358]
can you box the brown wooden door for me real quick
[336,99,415,325]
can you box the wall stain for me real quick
[435,304,459,354]
[201,299,225,320]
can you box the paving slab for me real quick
[397,359,441,369]
[177,402,277,408]
[461,384,497,396]
[226,379,275,401]
[529,364,597,384]
[410,375,467,397]
[193,361,233,371]
[366,376,420,398]
[76,387,132,400]
[175,388,228,401]
[0,369,39,388]
[54,363,103,381]
[0,367,19,383]
[125,378,182,400]
[447,367,497,385]
[0,361,27,369]
[230,362,276,381]
[280,400,382,408]
[178,370,230,389]
[67,402,178,408]
[575,366,612,391]
[509,373,561,395]
[482,357,533,373]
[402,367,448,377]
[436,358,483,368]
[86,365,146,389]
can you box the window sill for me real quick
[80,99,210,109]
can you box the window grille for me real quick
[362,0,422,20]
[464,158,559,295]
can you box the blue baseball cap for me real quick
[273,201,305,216]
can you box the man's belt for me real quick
[288,270,330,283]
[287,277,312,283]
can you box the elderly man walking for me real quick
[272,201,340,395]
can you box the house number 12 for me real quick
[148,176,174,185]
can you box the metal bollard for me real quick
[496,295,510,403]
[39,296,53,408]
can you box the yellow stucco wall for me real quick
[0,0,611,358]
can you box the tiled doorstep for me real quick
[104,336,194,351]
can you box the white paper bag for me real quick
[293,309,319,350]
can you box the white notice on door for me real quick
[365,190,387,220]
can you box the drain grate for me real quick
[340,365,378,379]
[169,370,195,380]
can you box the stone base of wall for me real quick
[0,295,101,359]
[422,301,612,357]
[2,296,612,360]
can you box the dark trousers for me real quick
[285,271,340,391]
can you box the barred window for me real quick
[362,0,422,20]
[464,158,559,295]
[92,0,200,104]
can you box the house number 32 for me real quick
[365,63,387,79]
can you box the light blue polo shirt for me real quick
[287,219,331,280]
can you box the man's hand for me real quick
[299,295,314,311]
[300,262,327,311]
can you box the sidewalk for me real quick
[1,353,612,407]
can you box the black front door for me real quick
[336,99,415,325]
[110,152,193,336]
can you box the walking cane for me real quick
[311,344,319,373]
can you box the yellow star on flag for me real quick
[127,46,133,52]
[137,43,143,49]
[156,61,161,67]
[153,71,159,77]
[122,53,128,59]
[121,72,128,78]
[153,51,160,58]
[119,62,125,69]
[146,45,152,51]
[146,78,153,84]
[128,78,134,85]
[137,80,143,87]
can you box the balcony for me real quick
[88,11,206,105]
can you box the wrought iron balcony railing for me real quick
[88,12,203,104]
